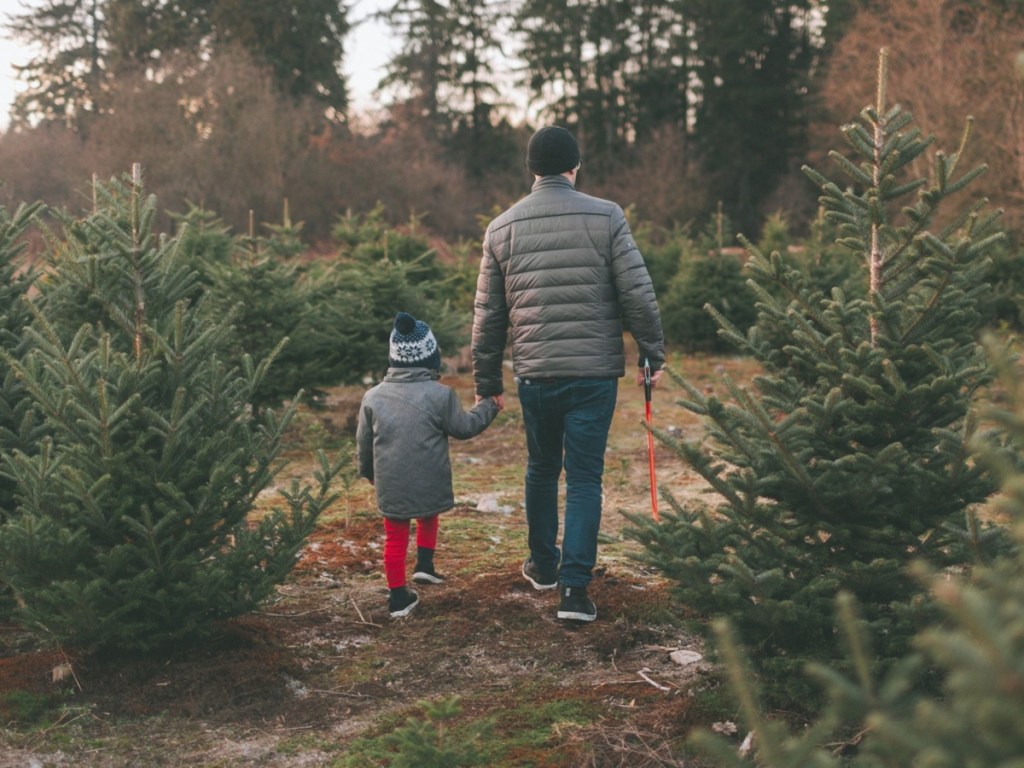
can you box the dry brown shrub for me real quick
[0,125,92,214]
[0,47,348,237]
[817,0,1024,230]
[331,111,481,237]
[591,125,710,228]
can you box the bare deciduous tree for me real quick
[819,0,1024,229]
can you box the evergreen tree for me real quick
[204,0,349,111]
[380,0,508,175]
[692,339,1024,767]
[0,167,345,652]
[379,0,452,133]
[626,0,692,143]
[330,207,470,366]
[684,0,818,233]
[199,211,356,415]
[198,231,315,416]
[626,50,1007,709]
[311,256,468,384]
[516,0,639,166]
[385,697,492,768]
[198,205,470,412]
[0,200,44,521]
[6,0,349,129]
[169,201,236,274]
[0,201,44,617]
[7,0,106,130]
[661,209,759,354]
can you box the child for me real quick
[356,312,500,618]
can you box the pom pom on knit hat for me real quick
[389,312,441,369]
[526,125,581,177]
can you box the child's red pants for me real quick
[383,515,439,588]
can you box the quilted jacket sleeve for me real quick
[609,206,665,369]
[472,229,510,397]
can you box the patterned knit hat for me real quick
[389,312,441,369]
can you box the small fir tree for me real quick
[622,206,686,297]
[200,229,323,415]
[0,200,44,615]
[0,167,345,652]
[626,51,1007,708]
[259,199,306,260]
[0,200,44,521]
[385,697,492,768]
[169,200,236,273]
[659,207,760,354]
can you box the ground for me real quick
[0,353,760,767]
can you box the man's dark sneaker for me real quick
[388,586,419,618]
[557,585,596,622]
[522,558,558,590]
[412,566,445,585]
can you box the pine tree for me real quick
[685,0,820,232]
[381,0,502,132]
[6,0,107,130]
[691,339,1024,768]
[516,0,636,166]
[199,213,354,415]
[7,0,349,130]
[385,697,492,768]
[0,200,44,616]
[0,167,345,652]
[169,201,236,273]
[661,209,759,354]
[0,200,44,520]
[626,50,1007,709]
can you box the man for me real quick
[472,125,665,622]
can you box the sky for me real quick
[0,0,396,130]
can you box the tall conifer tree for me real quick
[6,0,349,129]
[627,50,1007,708]
[684,0,818,232]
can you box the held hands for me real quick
[477,394,505,411]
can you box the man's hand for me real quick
[636,367,664,388]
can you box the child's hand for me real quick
[477,394,504,411]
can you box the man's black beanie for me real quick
[526,125,580,177]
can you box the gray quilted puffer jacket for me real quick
[472,175,665,397]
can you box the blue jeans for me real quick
[518,377,618,587]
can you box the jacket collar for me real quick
[384,367,440,383]
[531,175,575,193]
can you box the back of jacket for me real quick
[356,367,498,519]
[473,175,664,397]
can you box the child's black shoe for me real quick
[388,586,419,618]
[412,565,445,585]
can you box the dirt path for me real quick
[0,355,759,767]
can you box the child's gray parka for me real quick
[356,367,498,520]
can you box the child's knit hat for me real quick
[389,312,441,370]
